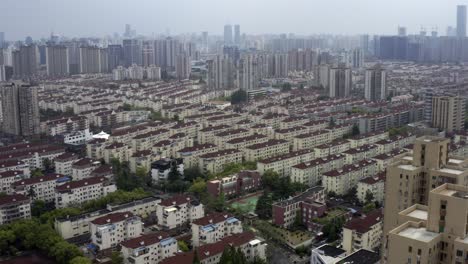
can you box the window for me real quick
[409,246,412,253]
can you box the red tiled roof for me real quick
[343,210,383,234]
[56,176,106,191]
[91,212,135,225]
[159,194,192,207]
[121,232,170,248]
[13,173,67,187]
[0,194,29,206]
[192,212,234,226]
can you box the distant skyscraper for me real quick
[12,45,38,78]
[329,65,351,98]
[175,52,191,80]
[123,39,142,66]
[238,55,258,91]
[63,41,81,74]
[457,5,467,37]
[163,37,179,69]
[79,46,108,73]
[107,44,123,70]
[142,41,155,67]
[202,31,209,52]
[124,24,132,38]
[351,48,364,68]
[398,26,407,36]
[1,82,40,137]
[364,65,386,101]
[207,55,234,90]
[46,45,69,77]
[0,32,4,48]
[234,25,241,45]
[224,24,233,44]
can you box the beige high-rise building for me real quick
[386,183,468,264]
[431,95,465,133]
[1,82,40,137]
[383,136,468,262]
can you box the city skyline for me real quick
[2,0,468,40]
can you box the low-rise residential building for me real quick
[326,123,353,140]
[55,196,160,240]
[86,138,107,160]
[322,159,378,195]
[91,212,143,251]
[0,194,31,225]
[224,134,269,151]
[371,148,407,171]
[280,116,310,129]
[0,160,30,177]
[257,149,314,177]
[310,244,346,264]
[314,139,351,158]
[198,149,243,174]
[13,173,71,203]
[191,212,243,246]
[357,172,385,205]
[302,120,329,132]
[272,187,326,229]
[72,158,101,180]
[213,129,252,149]
[374,133,415,154]
[347,130,389,148]
[206,170,261,198]
[343,144,380,164]
[177,144,218,169]
[54,152,80,176]
[104,142,131,164]
[160,232,266,264]
[244,139,290,162]
[55,176,117,208]
[342,210,383,254]
[197,125,231,144]
[129,150,153,173]
[291,154,346,186]
[121,232,178,264]
[156,195,204,230]
[131,129,170,151]
[293,130,330,151]
[0,170,26,194]
[150,159,183,184]
[274,126,309,143]
[170,121,198,138]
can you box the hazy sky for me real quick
[2,0,468,40]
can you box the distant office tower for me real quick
[223,46,240,63]
[234,25,240,45]
[146,65,161,80]
[364,65,386,101]
[79,46,108,73]
[124,24,132,38]
[431,95,465,133]
[0,32,4,48]
[142,41,155,67]
[224,24,233,44]
[127,64,144,80]
[315,64,330,88]
[37,45,46,65]
[112,66,127,80]
[202,31,209,52]
[63,41,81,74]
[0,66,13,82]
[46,45,69,77]
[185,42,196,58]
[273,54,289,77]
[107,44,123,70]
[123,39,142,66]
[351,48,364,68]
[446,26,457,37]
[238,55,258,91]
[1,82,40,137]
[175,52,191,80]
[398,26,407,36]
[163,38,179,69]
[360,34,369,55]
[12,45,38,78]
[25,36,33,45]
[329,65,351,98]
[457,5,467,37]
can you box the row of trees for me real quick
[0,219,87,264]
[219,246,266,264]
[255,170,308,219]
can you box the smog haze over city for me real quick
[3,1,468,264]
